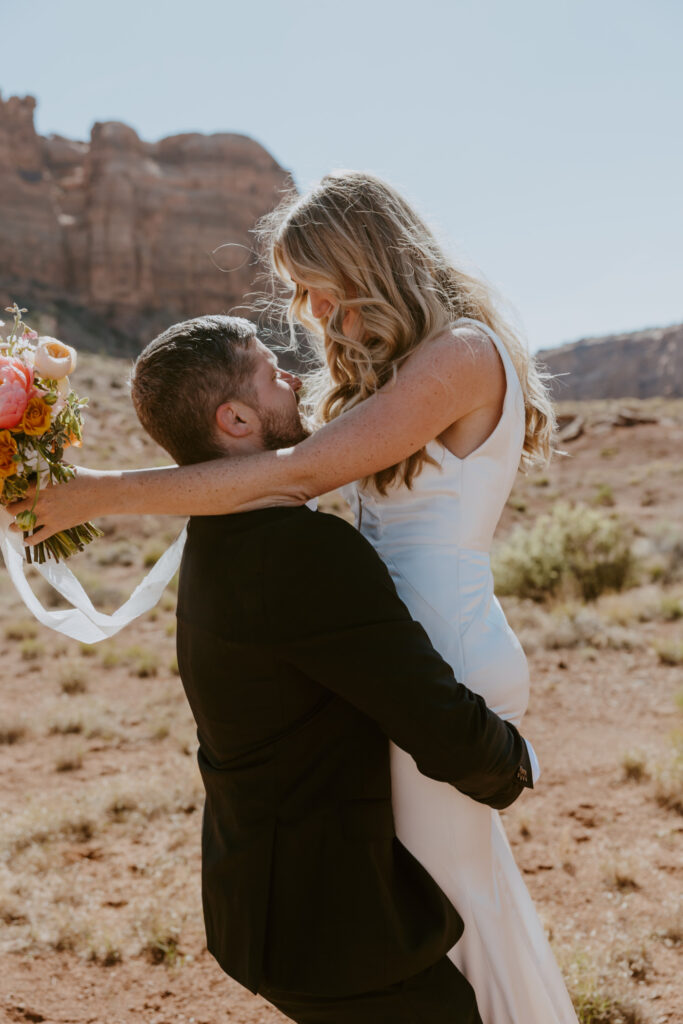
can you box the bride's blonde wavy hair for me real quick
[256,170,556,493]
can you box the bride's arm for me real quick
[16,327,501,540]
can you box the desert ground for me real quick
[1,353,681,1024]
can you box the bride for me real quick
[17,171,577,1023]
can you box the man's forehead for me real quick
[252,337,278,366]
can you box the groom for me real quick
[131,314,534,1024]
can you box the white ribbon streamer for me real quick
[0,508,187,644]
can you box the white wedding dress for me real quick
[341,317,578,1024]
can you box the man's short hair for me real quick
[131,315,257,465]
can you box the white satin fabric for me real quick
[342,318,577,1023]
[0,508,187,644]
[0,497,322,644]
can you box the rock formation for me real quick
[0,94,292,352]
[538,323,683,400]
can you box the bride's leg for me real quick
[390,743,578,1024]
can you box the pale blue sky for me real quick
[2,0,681,351]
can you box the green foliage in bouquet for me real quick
[0,303,103,563]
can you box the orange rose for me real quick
[20,395,52,436]
[0,429,18,478]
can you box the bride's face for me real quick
[290,273,358,337]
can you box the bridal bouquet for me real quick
[0,302,102,564]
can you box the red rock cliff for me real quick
[0,94,292,348]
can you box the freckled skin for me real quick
[13,311,507,537]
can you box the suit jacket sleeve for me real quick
[267,510,532,810]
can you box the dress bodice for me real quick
[341,317,525,557]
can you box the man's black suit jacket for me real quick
[176,505,532,998]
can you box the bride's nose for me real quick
[309,291,333,321]
[282,370,302,392]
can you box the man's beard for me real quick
[259,404,310,451]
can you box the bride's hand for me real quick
[9,466,107,545]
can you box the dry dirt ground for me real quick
[0,354,681,1024]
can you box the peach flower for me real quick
[34,337,77,380]
[0,356,34,429]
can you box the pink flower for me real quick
[0,355,35,429]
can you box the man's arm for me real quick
[267,510,532,810]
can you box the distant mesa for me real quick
[539,323,683,400]
[1,94,681,397]
[0,93,293,354]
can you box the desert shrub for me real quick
[654,639,683,666]
[493,502,636,602]
[659,595,683,620]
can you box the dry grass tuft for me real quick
[55,744,84,773]
[0,722,28,745]
[142,540,168,568]
[564,949,648,1024]
[621,751,649,783]
[44,698,122,741]
[653,735,683,814]
[659,595,683,620]
[603,862,640,892]
[594,483,616,507]
[653,639,683,666]
[139,909,183,965]
[58,663,88,695]
[4,619,38,641]
[653,909,682,948]
[0,774,202,864]
[20,638,45,661]
[1,802,97,858]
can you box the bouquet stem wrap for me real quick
[0,507,186,644]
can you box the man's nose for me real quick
[283,371,302,391]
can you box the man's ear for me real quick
[215,401,255,439]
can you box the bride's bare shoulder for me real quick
[400,321,505,395]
